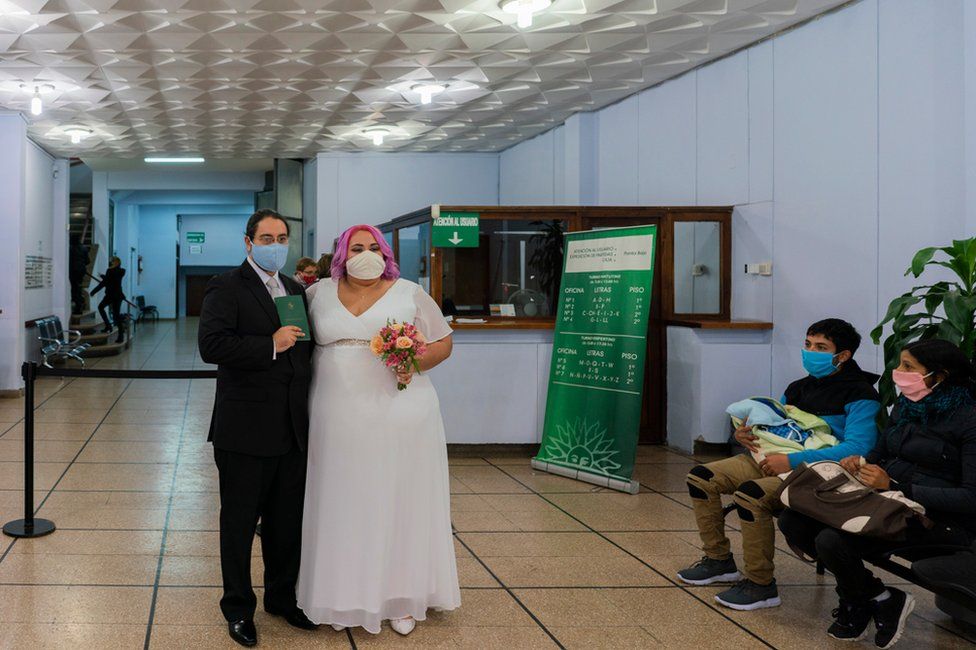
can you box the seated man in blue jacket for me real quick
[677,318,880,611]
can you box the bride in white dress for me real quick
[297,224,460,636]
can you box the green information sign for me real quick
[186,232,205,244]
[532,225,658,494]
[432,211,479,248]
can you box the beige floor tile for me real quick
[7,529,162,556]
[152,586,232,625]
[90,424,183,443]
[36,505,169,530]
[630,461,697,492]
[0,622,148,647]
[511,588,634,628]
[450,477,474,494]
[351,625,557,648]
[41,397,121,410]
[456,557,498,588]
[57,462,175,491]
[546,492,698,531]
[33,409,108,424]
[549,626,662,648]
[0,439,86,463]
[495,465,607,493]
[168,508,219,531]
[0,461,69,491]
[0,585,152,623]
[150,622,349,649]
[2,421,99,441]
[451,510,522,533]
[165,530,260,557]
[450,466,531,494]
[173,462,219,492]
[458,532,630,559]
[447,457,491,466]
[159,554,263,587]
[481,556,668,588]
[601,588,770,647]
[76,441,180,464]
[634,445,699,463]
[0,553,159,585]
[422,589,538,627]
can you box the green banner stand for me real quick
[532,225,657,494]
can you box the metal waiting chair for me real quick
[36,316,90,367]
[135,295,159,322]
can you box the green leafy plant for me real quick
[871,237,976,411]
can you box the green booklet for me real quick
[274,295,310,341]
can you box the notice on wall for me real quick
[24,255,53,290]
[532,225,657,494]
[432,211,479,248]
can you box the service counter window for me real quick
[439,219,565,318]
[378,206,734,329]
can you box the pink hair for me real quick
[331,224,400,281]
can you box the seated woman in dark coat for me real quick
[778,339,976,649]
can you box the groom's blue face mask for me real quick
[248,239,289,273]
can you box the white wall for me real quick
[314,152,499,252]
[498,0,973,449]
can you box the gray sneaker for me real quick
[677,556,741,586]
[715,579,782,611]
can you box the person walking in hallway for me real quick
[198,208,317,647]
[89,256,126,343]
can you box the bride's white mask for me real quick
[346,250,386,280]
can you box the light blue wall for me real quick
[180,212,251,267]
[137,205,178,319]
[496,0,973,445]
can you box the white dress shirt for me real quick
[247,255,286,359]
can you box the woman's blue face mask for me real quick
[802,349,838,378]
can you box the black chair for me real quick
[135,295,159,322]
[36,316,90,367]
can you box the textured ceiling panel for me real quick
[0,0,849,157]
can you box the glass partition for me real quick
[396,222,430,293]
[673,221,721,314]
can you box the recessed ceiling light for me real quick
[63,126,92,144]
[362,128,392,146]
[501,0,551,28]
[412,84,446,105]
[144,156,206,163]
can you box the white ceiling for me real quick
[83,156,273,171]
[0,0,851,158]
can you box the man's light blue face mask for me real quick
[801,348,838,378]
[248,238,289,273]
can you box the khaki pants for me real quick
[686,454,783,585]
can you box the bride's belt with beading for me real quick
[324,338,371,348]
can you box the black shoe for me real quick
[714,579,781,611]
[266,607,319,631]
[873,588,915,649]
[828,600,873,642]
[228,619,257,647]
[676,556,741,586]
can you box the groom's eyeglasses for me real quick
[254,235,289,245]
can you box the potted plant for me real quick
[871,237,976,413]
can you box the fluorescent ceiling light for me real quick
[501,0,551,28]
[64,127,92,144]
[21,83,54,117]
[144,157,206,163]
[413,84,446,105]
[362,128,391,146]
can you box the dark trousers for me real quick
[98,295,122,329]
[214,443,307,622]
[778,509,973,604]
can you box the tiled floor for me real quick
[1,320,974,649]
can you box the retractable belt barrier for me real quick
[2,362,218,539]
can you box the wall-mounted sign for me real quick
[189,245,202,255]
[186,232,205,244]
[432,211,479,248]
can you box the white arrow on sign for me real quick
[448,231,463,245]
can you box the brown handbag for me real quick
[775,461,921,540]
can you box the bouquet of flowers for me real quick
[370,320,428,390]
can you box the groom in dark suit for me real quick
[198,209,317,646]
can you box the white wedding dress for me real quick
[296,278,460,633]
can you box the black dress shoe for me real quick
[266,607,319,631]
[228,619,257,647]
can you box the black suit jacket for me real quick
[198,260,313,456]
[91,266,126,300]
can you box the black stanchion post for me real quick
[3,362,55,538]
